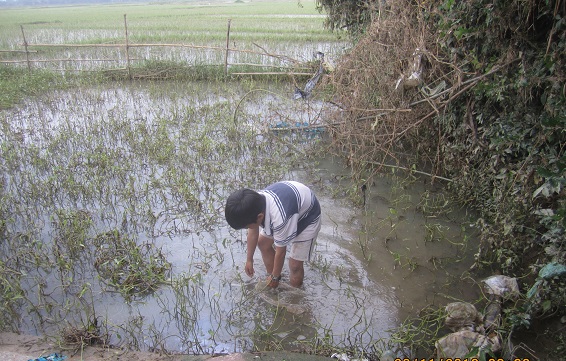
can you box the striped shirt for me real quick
[259,181,321,247]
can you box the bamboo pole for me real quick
[20,25,31,72]
[26,43,224,49]
[229,62,309,70]
[22,42,298,60]
[124,14,131,80]
[230,72,312,76]
[0,50,37,53]
[225,19,231,76]
[0,58,141,64]
[366,161,453,182]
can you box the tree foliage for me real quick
[315,0,379,36]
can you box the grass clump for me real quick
[52,209,93,261]
[59,315,110,354]
[0,66,67,109]
[93,230,171,302]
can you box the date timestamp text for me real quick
[394,359,531,361]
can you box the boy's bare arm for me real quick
[245,225,259,276]
[273,246,285,277]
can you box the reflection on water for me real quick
[0,81,479,354]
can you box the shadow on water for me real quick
[0,80,479,355]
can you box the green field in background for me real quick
[0,0,338,46]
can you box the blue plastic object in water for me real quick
[28,353,67,361]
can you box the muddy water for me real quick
[312,159,481,322]
[0,81,479,354]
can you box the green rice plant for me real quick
[388,305,446,358]
[93,229,171,301]
[423,223,448,243]
[389,193,413,213]
[165,272,208,354]
[388,249,418,272]
[52,209,93,261]
[417,190,453,218]
[0,66,68,109]
[0,260,25,332]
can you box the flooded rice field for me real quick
[0,80,480,355]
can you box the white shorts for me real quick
[260,234,317,262]
[289,238,316,262]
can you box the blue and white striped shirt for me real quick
[259,181,321,246]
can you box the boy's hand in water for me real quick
[245,260,254,277]
[267,274,281,288]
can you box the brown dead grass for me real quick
[324,1,463,179]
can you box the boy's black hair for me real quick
[225,188,266,230]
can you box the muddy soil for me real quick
[0,332,330,361]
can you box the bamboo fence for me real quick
[0,15,313,78]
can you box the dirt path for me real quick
[0,332,207,361]
[0,332,331,361]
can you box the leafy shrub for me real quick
[324,0,565,321]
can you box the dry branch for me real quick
[366,161,453,182]
[324,0,527,183]
[0,58,141,64]
[230,72,312,76]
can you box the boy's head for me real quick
[225,188,265,230]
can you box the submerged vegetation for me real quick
[0,78,323,352]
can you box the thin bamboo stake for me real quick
[124,14,131,80]
[0,50,37,53]
[366,161,453,182]
[20,25,31,72]
[230,72,312,76]
[0,58,140,64]
[230,62,309,70]
[225,19,231,76]
[252,42,300,65]
[270,124,326,131]
[22,42,297,59]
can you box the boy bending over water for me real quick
[225,181,321,288]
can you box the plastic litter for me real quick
[331,352,368,361]
[395,48,424,90]
[482,275,520,298]
[538,262,566,279]
[28,353,67,361]
[294,51,325,100]
[444,302,483,332]
[527,262,566,299]
[435,283,507,358]
[435,330,501,358]
[270,121,325,139]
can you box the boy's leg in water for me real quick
[288,238,315,287]
[288,258,304,287]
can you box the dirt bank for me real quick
[0,332,331,361]
[0,332,197,361]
